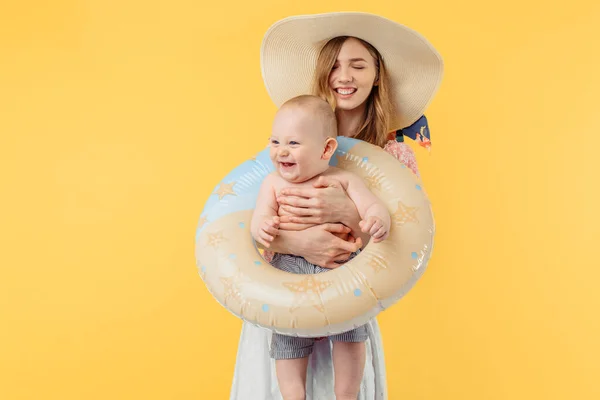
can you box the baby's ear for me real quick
[321,137,338,160]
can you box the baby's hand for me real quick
[359,216,389,243]
[257,216,280,248]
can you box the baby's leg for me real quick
[269,256,342,398]
[332,341,366,400]
[329,325,368,400]
[275,358,309,400]
[270,333,315,400]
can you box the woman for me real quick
[230,12,443,400]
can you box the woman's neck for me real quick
[335,104,366,137]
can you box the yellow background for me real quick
[1,0,599,399]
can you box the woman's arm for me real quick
[276,176,372,246]
[265,223,362,269]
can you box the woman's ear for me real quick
[321,137,339,160]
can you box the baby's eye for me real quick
[270,139,279,145]
[289,141,299,145]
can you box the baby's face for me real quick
[269,107,332,183]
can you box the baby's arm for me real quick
[250,174,281,249]
[344,172,391,243]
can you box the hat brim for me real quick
[260,12,444,131]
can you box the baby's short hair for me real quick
[280,95,338,138]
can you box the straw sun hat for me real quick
[260,12,444,132]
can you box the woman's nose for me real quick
[337,66,353,83]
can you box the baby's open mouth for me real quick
[280,162,295,168]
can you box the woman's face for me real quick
[328,37,378,112]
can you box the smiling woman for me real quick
[226,11,444,399]
[314,36,394,147]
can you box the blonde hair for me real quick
[311,36,394,148]
[280,94,338,138]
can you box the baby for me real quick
[250,95,391,396]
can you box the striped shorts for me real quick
[269,253,369,360]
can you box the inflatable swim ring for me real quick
[195,137,434,337]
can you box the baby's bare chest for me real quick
[270,169,349,196]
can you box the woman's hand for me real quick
[270,223,363,269]
[277,176,358,225]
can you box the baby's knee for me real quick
[279,384,306,400]
[334,387,359,400]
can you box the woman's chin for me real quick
[335,98,363,112]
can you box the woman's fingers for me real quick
[279,187,315,198]
[333,252,352,262]
[278,222,315,231]
[279,204,315,216]
[288,216,323,224]
[324,248,355,268]
[333,235,362,253]
[322,223,351,234]
[278,215,293,223]
[324,260,340,269]
[277,195,312,207]
[313,176,342,189]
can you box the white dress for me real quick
[229,319,387,399]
